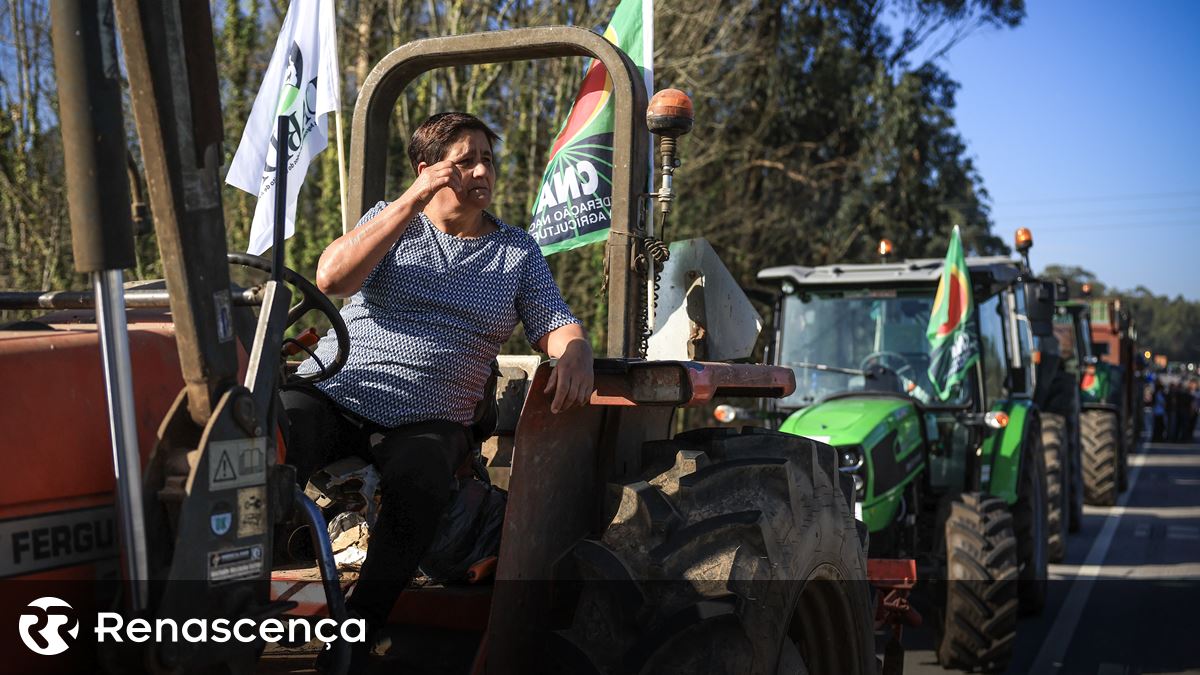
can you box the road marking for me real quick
[1030,454,1145,673]
[1049,562,1200,579]
[1100,505,1200,519]
[1166,525,1199,540]
[1128,454,1200,468]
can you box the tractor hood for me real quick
[779,395,926,533]
[779,396,916,449]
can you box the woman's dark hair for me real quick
[408,112,500,172]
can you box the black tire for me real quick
[1081,410,1119,506]
[1041,413,1068,563]
[937,493,1019,673]
[1067,410,1084,533]
[551,427,876,675]
[1013,417,1048,615]
[1119,415,1133,492]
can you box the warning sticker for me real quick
[208,544,263,583]
[237,486,266,538]
[208,437,267,490]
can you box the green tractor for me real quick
[1013,228,1079,561]
[756,251,1049,672]
[1053,293,1131,506]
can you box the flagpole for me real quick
[329,0,349,235]
[643,0,657,343]
[336,109,348,234]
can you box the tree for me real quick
[1042,264,1200,363]
[3,0,1025,346]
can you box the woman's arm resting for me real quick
[539,322,594,414]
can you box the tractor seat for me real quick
[468,355,542,490]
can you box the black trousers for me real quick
[280,384,470,631]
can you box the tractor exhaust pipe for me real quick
[51,0,148,609]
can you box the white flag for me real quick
[226,0,340,256]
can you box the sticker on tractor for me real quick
[208,437,267,490]
[210,502,233,537]
[214,291,234,343]
[208,544,263,583]
[237,486,266,538]
[0,506,117,577]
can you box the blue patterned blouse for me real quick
[297,202,579,427]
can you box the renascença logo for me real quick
[16,596,365,655]
[19,597,79,656]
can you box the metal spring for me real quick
[638,236,671,356]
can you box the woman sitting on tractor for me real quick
[281,111,594,644]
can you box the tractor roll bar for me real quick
[348,26,651,358]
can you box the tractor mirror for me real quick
[1024,281,1055,337]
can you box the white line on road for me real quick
[1049,562,1200,579]
[1128,454,1200,468]
[1094,505,1200,519]
[1166,525,1200,540]
[1029,457,1145,673]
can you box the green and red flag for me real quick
[529,0,653,256]
[1080,365,1106,401]
[926,226,980,400]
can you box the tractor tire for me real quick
[1041,413,1068,563]
[1067,411,1084,533]
[936,493,1019,673]
[1013,419,1048,616]
[1081,410,1120,506]
[550,427,876,675]
[1119,416,1134,492]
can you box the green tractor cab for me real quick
[758,254,1049,671]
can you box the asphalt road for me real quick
[902,432,1200,675]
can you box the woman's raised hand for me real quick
[404,159,464,209]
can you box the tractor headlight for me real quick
[713,404,737,424]
[837,445,864,473]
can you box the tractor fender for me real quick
[981,399,1036,505]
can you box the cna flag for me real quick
[529,0,653,255]
[226,0,340,256]
[926,226,980,400]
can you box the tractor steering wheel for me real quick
[859,350,916,381]
[227,252,349,384]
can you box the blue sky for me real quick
[936,0,1199,300]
